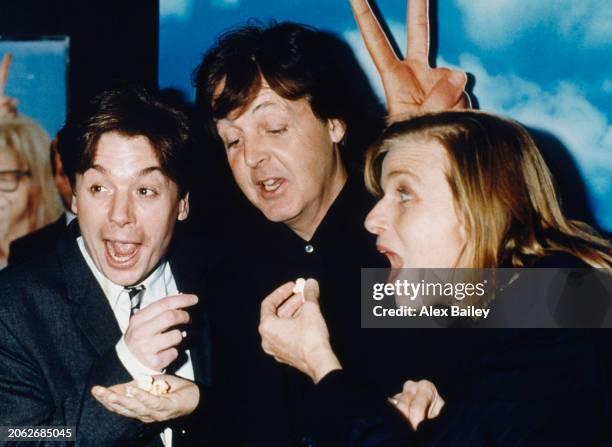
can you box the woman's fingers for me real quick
[390,379,445,430]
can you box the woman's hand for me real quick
[259,278,342,383]
[349,0,469,122]
[389,379,445,430]
[91,374,200,423]
[0,54,18,118]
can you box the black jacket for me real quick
[8,214,68,266]
[0,221,213,446]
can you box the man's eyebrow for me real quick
[89,165,163,178]
[252,100,280,114]
[137,166,163,177]
[91,164,107,174]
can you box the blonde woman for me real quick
[259,111,611,445]
[0,116,63,268]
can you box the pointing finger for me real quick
[0,53,12,95]
[349,0,398,70]
[407,0,430,63]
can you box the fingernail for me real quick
[182,330,187,338]
[448,71,465,87]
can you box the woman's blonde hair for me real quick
[365,110,612,268]
[0,116,63,232]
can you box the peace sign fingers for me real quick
[0,53,12,96]
[406,0,430,64]
[349,0,399,71]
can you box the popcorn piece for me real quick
[293,278,306,295]
[151,379,171,396]
[137,376,154,392]
[136,375,171,395]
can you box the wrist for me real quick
[307,345,342,384]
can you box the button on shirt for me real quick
[77,236,194,447]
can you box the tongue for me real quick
[110,241,138,256]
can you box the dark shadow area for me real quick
[526,126,608,237]
[465,73,479,110]
[318,30,387,171]
[0,0,158,114]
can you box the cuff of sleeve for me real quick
[304,370,355,438]
[115,336,163,379]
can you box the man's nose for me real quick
[243,136,268,168]
[364,199,389,235]
[109,192,134,226]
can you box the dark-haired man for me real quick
[0,86,212,446]
[194,0,468,445]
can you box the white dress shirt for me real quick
[77,236,194,446]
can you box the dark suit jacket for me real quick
[8,214,68,266]
[0,221,213,446]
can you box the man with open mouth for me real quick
[193,0,469,444]
[0,86,213,446]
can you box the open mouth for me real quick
[376,245,404,269]
[257,177,285,195]
[104,239,141,268]
[377,244,404,283]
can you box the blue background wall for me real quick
[159,0,611,232]
[0,38,68,138]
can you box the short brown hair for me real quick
[59,86,194,197]
[194,22,357,143]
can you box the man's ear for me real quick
[327,118,347,145]
[70,193,78,215]
[178,192,190,221]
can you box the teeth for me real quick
[262,178,281,192]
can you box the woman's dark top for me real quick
[302,252,612,446]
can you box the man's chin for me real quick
[260,206,300,225]
[100,265,147,287]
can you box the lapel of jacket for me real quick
[58,220,122,357]
[167,233,212,386]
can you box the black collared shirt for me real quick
[208,173,451,446]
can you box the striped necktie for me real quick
[124,285,146,317]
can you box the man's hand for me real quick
[389,379,445,430]
[124,294,198,371]
[0,54,18,118]
[91,375,200,423]
[259,279,342,383]
[349,0,469,121]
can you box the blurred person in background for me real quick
[0,53,64,269]
[0,115,64,269]
[8,134,75,265]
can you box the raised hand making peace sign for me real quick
[350,0,470,121]
[0,54,18,118]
